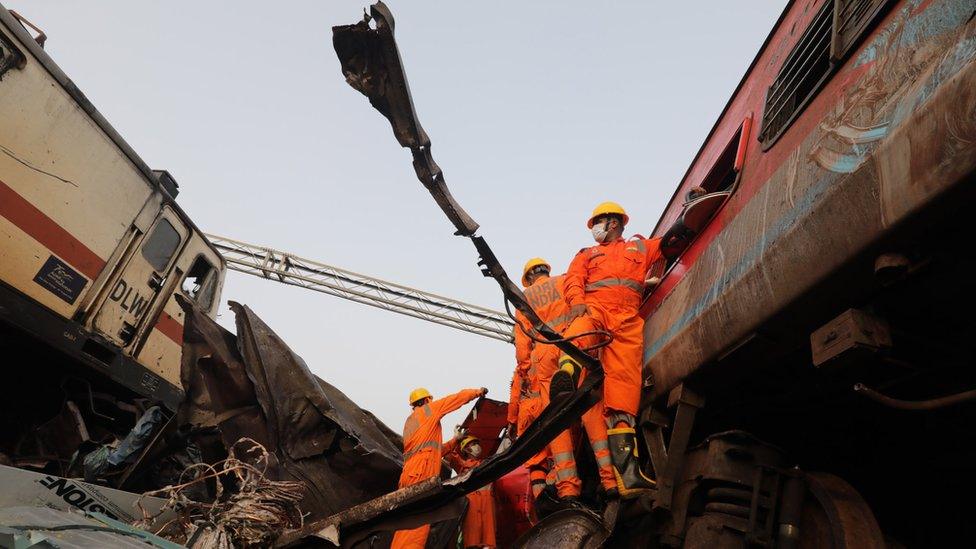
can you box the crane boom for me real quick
[206,234,515,343]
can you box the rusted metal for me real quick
[8,10,45,48]
[853,383,976,410]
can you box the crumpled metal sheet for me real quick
[176,296,403,523]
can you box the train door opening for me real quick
[91,208,187,349]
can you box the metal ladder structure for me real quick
[206,234,515,343]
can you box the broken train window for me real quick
[181,256,217,310]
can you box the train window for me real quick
[759,0,894,149]
[758,0,833,148]
[141,219,181,272]
[698,127,742,194]
[181,256,216,309]
[832,0,893,62]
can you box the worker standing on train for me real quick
[443,433,496,548]
[551,201,663,498]
[392,386,487,549]
[510,258,615,504]
[507,281,547,496]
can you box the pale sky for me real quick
[7,1,784,429]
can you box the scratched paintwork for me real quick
[641,0,976,399]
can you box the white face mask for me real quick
[591,221,609,243]
[468,444,482,458]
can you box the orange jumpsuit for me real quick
[443,439,496,548]
[521,275,615,496]
[564,236,664,418]
[391,389,483,549]
[510,310,547,490]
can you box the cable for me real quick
[503,298,613,353]
[853,383,976,410]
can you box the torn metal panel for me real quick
[176,295,403,522]
[333,2,598,371]
[459,397,508,457]
[333,1,479,237]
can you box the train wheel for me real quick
[796,472,885,549]
[512,508,610,549]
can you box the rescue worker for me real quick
[392,386,487,549]
[510,258,616,504]
[551,201,663,498]
[507,259,548,497]
[443,434,496,548]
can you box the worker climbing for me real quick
[509,257,614,509]
[552,201,664,499]
[392,386,488,549]
[443,430,496,548]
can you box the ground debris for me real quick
[136,438,305,548]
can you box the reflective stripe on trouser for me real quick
[529,466,548,497]
[580,373,617,491]
[531,342,583,498]
[518,396,547,469]
[562,304,645,416]
[549,428,581,498]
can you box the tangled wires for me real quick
[136,438,305,548]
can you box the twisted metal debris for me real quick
[136,438,304,548]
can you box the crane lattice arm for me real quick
[206,234,515,343]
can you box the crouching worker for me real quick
[392,387,487,549]
[444,432,496,549]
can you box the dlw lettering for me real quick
[108,279,149,319]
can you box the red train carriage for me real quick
[633,0,976,545]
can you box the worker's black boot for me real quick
[607,427,656,498]
[549,355,581,400]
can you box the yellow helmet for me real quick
[460,436,480,452]
[521,257,551,286]
[409,387,432,406]
[588,201,629,228]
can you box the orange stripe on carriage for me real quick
[0,178,106,280]
[154,311,183,345]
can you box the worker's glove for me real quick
[506,422,518,442]
[569,303,588,319]
[479,387,489,397]
[645,276,661,288]
[454,425,467,441]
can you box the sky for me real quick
[7,1,785,430]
